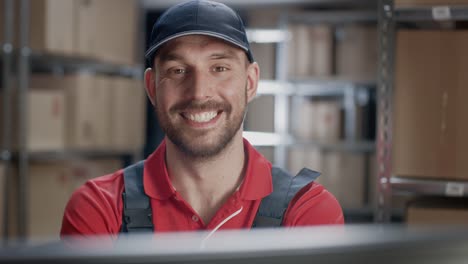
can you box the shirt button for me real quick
[191,215,199,222]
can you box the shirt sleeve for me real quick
[60,173,124,239]
[282,182,344,226]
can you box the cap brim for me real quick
[145,30,250,62]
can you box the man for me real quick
[61,0,343,237]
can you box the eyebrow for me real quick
[158,53,184,63]
[209,50,240,61]
[157,49,242,64]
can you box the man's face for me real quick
[148,35,258,158]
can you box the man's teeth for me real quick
[187,111,217,122]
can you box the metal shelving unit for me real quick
[0,0,144,238]
[245,9,379,222]
[246,11,378,168]
[375,0,468,222]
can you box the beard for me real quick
[155,89,247,159]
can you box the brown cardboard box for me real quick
[335,25,378,82]
[393,30,468,180]
[64,74,145,151]
[27,159,122,238]
[75,0,138,64]
[29,0,76,55]
[65,74,112,150]
[245,96,275,132]
[250,43,276,79]
[406,197,468,226]
[288,148,366,209]
[0,75,66,151]
[395,0,468,6]
[288,24,333,79]
[0,0,75,54]
[292,98,342,142]
[109,77,146,151]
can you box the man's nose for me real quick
[187,69,213,100]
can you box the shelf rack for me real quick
[391,177,468,198]
[375,0,468,222]
[0,0,144,238]
[244,9,379,222]
[256,11,379,169]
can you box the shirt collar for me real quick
[143,138,273,201]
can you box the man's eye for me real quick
[213,66,228,72]
[172,68,186,74]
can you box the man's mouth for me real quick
[181,111,220,123]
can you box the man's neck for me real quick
[164,133,246,224]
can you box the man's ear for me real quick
[144,68,156,106]
[246,62,259,103]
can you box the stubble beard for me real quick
[155,90,247,160]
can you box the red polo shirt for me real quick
[61,139,343,238]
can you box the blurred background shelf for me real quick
[391,177,468,197]
[1,52,143,78]
[395,5,468,21]
[257,80,375,97]
[244,131,375,152]
[19,150,137,162]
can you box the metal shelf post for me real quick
[273,13,291,169]
[375,0,395,223]
[17,0,31,238]
[1,0,14,241]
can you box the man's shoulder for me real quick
[68,169,125,207]
[61,168,125,236]
[282,176,344,226]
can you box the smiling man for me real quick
[61,0,343,238]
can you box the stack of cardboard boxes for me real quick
[286,23,376,210]
[0,74,146,239]
[0,0,139,64]
[393,29,468,225]
[0,0,144,239]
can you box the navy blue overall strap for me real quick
[121,160,153,233]
[120,161,320,232]
[252,167,321,228]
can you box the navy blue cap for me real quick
[145,0,254,66]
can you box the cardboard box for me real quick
[335,25,378,82]
[288,148,366,209]
[393,30,468,180]
[109,77,146,152]
[27,159,122,238]
[65,74,111,150]
[244,95,275,132]
[250,43,276,79]
[1,0,140,61]
[406,197,468,226]
[28,0,76,55]
[63,74,145,151]
[0,0,75,54]
[75,0,138,64]
[292,98,342,142]
[288,24,333,79]
[0,75,66,151]
[395,0,468,6]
